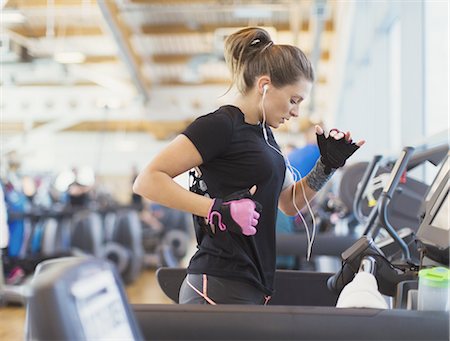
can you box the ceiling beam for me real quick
[4,81,98,87]
[68,64,136,96]
[139,19,336,35]
[97,0,150,103]
[8,26,104,38]
[150,49,329,64]
[129,0,220,4]
[5,0,96,8]
[83,55,119,63]
[150,54,192,64]
[158,78,230,86]
[2,116,83,156]
[6,28,118,64]
[65,119,193,140]
[141,22,291,35]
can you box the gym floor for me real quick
[0,269,171,340]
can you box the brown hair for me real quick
[224,27,314,94]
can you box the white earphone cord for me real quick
[261,89,317,261]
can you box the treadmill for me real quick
[25,147,449,340]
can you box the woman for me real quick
[133,27,364,305]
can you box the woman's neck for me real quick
[231,92,261,125]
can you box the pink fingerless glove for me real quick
[207,190,262,236]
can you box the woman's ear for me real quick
[257,76,271,95]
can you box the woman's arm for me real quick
[278,178,317,216]
[278,126,365,216]
[133,134,213,218]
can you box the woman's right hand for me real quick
[207,186,262,236]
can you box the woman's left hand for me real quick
[315,125,365,174]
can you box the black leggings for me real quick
[179,274,270,305]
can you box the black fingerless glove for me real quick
[207,189,262,236]
[317,129,360,174]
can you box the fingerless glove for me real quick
[207,189,262,236]
[317,129,360,174]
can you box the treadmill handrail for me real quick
[406,143,449,171]
[353,154,383,224]
[366,147,415,261]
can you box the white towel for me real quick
[336,272,389,309]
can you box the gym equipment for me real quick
[159,229,190,267]
[329,147,449,300]
[328,147,419,296]
[140,207,191,268]
[276,144,448,270]
[109,209,144,284]
[335,256,389,309]
[1,208,76,306]
[70,210,104,257]
[419,155,448,219]
[26,257,449,340]
[26,257,143,340]
[0,249,28,305]
[277,154,382,255]
[155,146,442,302]
[415,152,449,265]
[71,208,144,284]
[133,303,448,340]
[23,148,450,340]
[156,267,338,306]
[339,143,448,231]
[24,256,84,339]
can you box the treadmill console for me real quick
[419,152,449,219]
[416,157,450,265]
[71,269,135,339]
[26,258,143,340]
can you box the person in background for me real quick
[67,167,92,209]
[288,121,321,178]
[133,27,364,305]
[0,183,9,253]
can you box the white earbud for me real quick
[263,84,269,95]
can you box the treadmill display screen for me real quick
[71,270,134,340]
[426,160,449,202]
[430,191,449,231]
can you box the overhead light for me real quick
[233,7,272,19]
[54,52,86,64]
[1,10,26,24]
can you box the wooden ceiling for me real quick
[2,0,339,141]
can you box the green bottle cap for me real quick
[419,267,450,288]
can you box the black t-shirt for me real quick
[182,105,286,295]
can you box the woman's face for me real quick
[261,78,312,128]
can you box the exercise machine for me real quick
[328,149,449,305]
[26,257,143,340]
[25,148,449,340]
[71,207,144,284]
[276,144,448,271]
[26,257,448,340]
